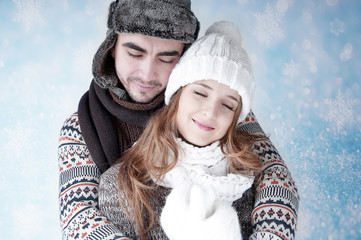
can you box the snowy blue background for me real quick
[0,0,360,239]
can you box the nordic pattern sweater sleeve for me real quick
[58,113,130,240]
[238,111,300,240]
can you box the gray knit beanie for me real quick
[165,21,254,123]
[93,0,200,94]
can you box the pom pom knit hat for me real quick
[165,21,255,123]
[93,0,200,94]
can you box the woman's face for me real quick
[176,80,241,147]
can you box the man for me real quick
[58,0,299,239]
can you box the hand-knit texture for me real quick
[165,21,254,123]
[158,138,254,203]
[155,138,253,239]
[99,163,255,239]
[78,80,164,173]
[58,113,130,240]
[241,113,300,240]
[58,110,299,240]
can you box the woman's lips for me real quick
[192,119,214,131]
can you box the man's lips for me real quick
[192,119,214,131]
[135,82,156,92]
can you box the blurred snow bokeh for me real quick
[0,0,360,239]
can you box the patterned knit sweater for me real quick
[58,111,299,240]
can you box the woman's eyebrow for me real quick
[227,95,240,103]
[194,82,239,102]
[194,82,213,90]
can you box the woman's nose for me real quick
[202,101,217,119]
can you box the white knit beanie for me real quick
[165,21,254,123]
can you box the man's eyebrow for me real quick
[122,42,146,53]
[157,51,181,57]
[122,42,181,57]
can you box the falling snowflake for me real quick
[86,0,110,16]
[326,0,339,7]
[340,43,353,61]
[12,0,44,32]
[282,59,299,80]
[237,0,248,5]
[3,122,34,160]
[339,198,361,238]
[324,89,355,133]
[330,18,344,36]
[253,3,285,46]
[12,204,44,237]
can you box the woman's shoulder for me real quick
[100,163,121,183]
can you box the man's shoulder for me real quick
[59,112,84,143]
[61,112,80,128]
[65,111,79,119]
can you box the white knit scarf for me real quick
[157,138,254,203]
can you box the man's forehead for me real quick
[117,33,184,55]
[117,32,177,43]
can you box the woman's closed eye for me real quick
[223,103,235,111]
[193,91,207,97]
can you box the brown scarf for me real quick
[78,80,164,173]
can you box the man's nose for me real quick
[139,58,156,82]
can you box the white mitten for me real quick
[161,183,242,240]
[188,185,241,240]
[160,182,193,240]
[196,201,242,240]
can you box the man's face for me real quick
[112,33,184,103]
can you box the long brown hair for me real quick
[117,87,263,239]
